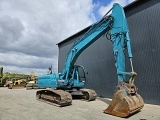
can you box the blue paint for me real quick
[38,3,134,89]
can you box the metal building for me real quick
[57,0,160,105]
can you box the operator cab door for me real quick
[73,65,86,87]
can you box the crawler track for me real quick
[36,88,97,107]
[36,89,72,107]
[80,88,97,101]
[70,88,97,101]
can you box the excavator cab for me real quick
[76,65,86,83]
[71,65,86,87]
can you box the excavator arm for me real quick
[103,3,144,117]
[110,3,133,82]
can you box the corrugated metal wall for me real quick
[58,1,160,105]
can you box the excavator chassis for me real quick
[36,88,97,107]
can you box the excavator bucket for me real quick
[103,84,144,117]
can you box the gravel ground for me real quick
[0,87,160,120]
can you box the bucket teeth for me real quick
[104,84,144,117]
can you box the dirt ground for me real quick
[0,87,160,120]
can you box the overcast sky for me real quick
[0,0,134,75]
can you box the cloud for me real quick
[0,16,24,49]
[0,52,56,75]
[0,0,134,76]
[0,0,95,75]
[98,0,135,17]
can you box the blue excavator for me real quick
[36,3,144,117]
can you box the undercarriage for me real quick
[36,88,97,107]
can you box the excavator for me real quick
[26,71,38,90]
[36,3,144,117]
[7,78,27,89]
